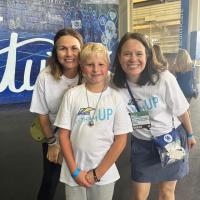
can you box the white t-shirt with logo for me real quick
[54,84,133,186]
[30,67,79,123]
[118,70,189,140]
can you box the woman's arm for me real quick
[59,128,92,187]
[39,114,60,163]
[86,133,127,184]
[39,114,54,138]
[178,111,196,150]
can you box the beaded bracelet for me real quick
[46,136,57,146]
[72,168,81,178]
[187,133,193,139]
[46,136,56,143]
[92,169,100,182]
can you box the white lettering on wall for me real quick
[0,32,53,93]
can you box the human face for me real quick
[81,54,109,87]
[56,35,81,72]
[118,39,147,82]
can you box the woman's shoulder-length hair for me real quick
[47,28,83,81]
[112,32,167,88]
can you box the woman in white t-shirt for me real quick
[54,43,133,200]
[30,28,83,200]
[112,32,196,200]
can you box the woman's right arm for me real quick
[39,114,54,139]
[31,71,58,138]
[39,114,61,163]
[59,128,92,187]
[178,111,197,150]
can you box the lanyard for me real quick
[126,81,140,112]
[126,80,175,130]
[126,81,151,131]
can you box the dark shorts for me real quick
[131,125,189,183]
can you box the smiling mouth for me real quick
[64,59,74,62]
[92,74,102,77]
[128,64,139,69]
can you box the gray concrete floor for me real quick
[0,97,199,200]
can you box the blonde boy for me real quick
[54,43,132,200]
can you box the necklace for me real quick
[85,85,105,127]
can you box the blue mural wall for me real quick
[0,0,119,104]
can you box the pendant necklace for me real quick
[85,85,105,127]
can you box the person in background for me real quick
[174,49,199,103]
[152,44,168,69]
[164,53,176,75]
[30,28,83,200]
[54,42,133,200]
[112,32,196,200]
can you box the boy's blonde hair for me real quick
[80,42,110,65]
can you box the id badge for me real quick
[129,111,151,129]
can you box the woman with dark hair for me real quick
[30,28,83,200]
[112,32,196,200]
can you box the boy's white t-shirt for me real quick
[54,84,133,186]
[118,70,189,140]
[30,67,79,123]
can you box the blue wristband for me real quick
[72,168,81,178]
[187,133,193,139]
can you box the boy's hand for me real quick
[85,170,96,185]
[75,170,92,187]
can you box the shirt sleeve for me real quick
[164,71,189,116]
[54,91,72,130]
[30,72,49,115]
[113,93,133,135]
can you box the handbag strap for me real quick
[54,127,59,134]
[172,116,175,130]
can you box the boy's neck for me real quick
[85,82,107,93]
